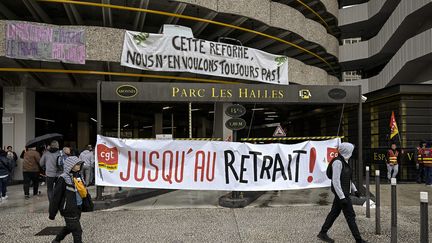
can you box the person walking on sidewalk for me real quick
[421,144,432,186]
[23,147,41,199]
[40,140,62,202]
[6,146,17,183]
[416,141,427,183]
[49,156,87,243]
[79,145,94,186]
[318,142,368,243]
[0,149,13,201]
[386,143,402,181]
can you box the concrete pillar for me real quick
[2,87,35,180]
[77,112,90,151]
[214,103,233,141]
[153,113,163,137]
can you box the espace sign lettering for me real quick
[95,135,341,191]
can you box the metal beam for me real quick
[207,17,248,41]
[236,25,269,44]
[59,62,78,86]
[165,3,187,25]
[101,0,113,27]
[63,4,76,24]
[68,4,83,25]
[192,11,217,37]
[250,31,291,49]
[133,0,149,31]
[0,2,18,19]
[11,60,46,86]
[265,38,303,54]
[104,62,112,82]
[23,0,53,23]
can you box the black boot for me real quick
[317,232,335,243]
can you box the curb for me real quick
[219,191,266,208]
[93,189,173,210]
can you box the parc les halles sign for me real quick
[101,82,360,104]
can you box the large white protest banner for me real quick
[120,31,289,85]
[96,135,341,191]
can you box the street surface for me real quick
[1,184,431,242]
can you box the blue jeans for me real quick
[425,167,432,185]
[0,176,8,197]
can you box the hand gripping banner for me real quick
[96,135,340,191]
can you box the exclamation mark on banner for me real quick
[307,147,316,183]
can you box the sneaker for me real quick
[1,195,8,200]
[25,195,30,199]
[317,232,335,243]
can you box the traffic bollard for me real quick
[391,178,397,243]
[366,166,370,218]
[375,170,381,235]
[420,192,428,243]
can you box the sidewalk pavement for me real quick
[0,183,431,242]
[0,183,149,213]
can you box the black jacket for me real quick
[0,156,12,177]
[327,156,353,198]
[49,176,81,219]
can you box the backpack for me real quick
[56,151,65,173]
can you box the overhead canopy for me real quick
[100,82,361,104]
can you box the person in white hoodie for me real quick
[317,142,368,243]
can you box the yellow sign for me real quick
[299,89,311,99]
[171,87,285,100]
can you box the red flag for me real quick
[390,111,399,139]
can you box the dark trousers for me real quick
[0,176,8,197]
[23,172,39,196]
[54,214,82,243]
[425,167,432,185]
[46,176,57,202]
[417,164,425,183]
[320,197,362,242]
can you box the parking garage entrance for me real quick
[96,81,363,196]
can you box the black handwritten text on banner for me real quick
[120,32,289,85]
[96,136,340,191]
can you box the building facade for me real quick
[0,0,346,180]
[339,0,432,180]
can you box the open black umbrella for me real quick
[26,133,63,148]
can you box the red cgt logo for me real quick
[327,147,338,163]
[97,144,119,171]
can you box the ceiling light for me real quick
[265,118,274,121]
[191,108,200,112]
[251,108,265,111]
[142,125,153,129]
[209,111,215,114]
[163,106,172,110]
[90,118,97,123]
[267,115,279,118]
[35,117,55,123]
[264,112,276,115]
[123,124,130,128]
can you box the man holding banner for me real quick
[318,143,368,243]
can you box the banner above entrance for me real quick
[101,82,361,104]
[120,32,289,85]
[96,135,340,191]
